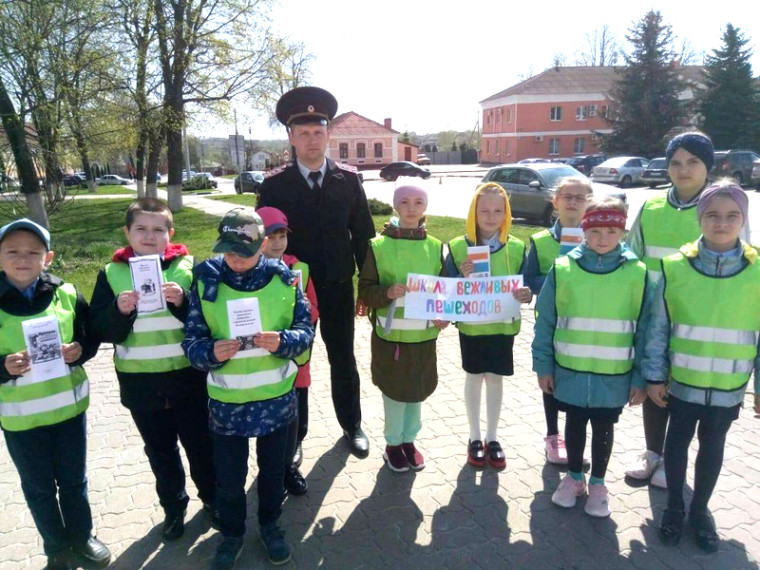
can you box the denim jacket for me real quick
[532,242,649,409]
[643,238,760,407]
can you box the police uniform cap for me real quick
[276,86,338,127]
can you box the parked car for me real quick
[95,174,130,186]
[379,161,431,181]
[234,171,265,194]
[481,162,626,225]
[63,174,85,187]
[518,158,551,164]
[591,156,649,188]
[181,170,197,181]
[196,172,218,188]
[640,157,670,188]
[563,154,607,175]
[417,153,431,166]
[711,149,760,187]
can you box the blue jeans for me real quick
[213,423,288,537]
[3,412,93,556]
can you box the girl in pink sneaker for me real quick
[524,177,593,465]
[532,197,649,517]
[444,182,532,469]
[358,181,448,472]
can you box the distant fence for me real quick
[428,149,479,165]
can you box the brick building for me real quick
[479,65,703,164]
[327,112,418,168]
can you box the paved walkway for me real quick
[1,308,759,569]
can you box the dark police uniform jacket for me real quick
[258,158,375,284]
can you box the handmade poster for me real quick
[129,254,166,314]
[227,297,263,351]
[404,273,522,322]
[292,269,304,293]
[21,315,68,382]
[559,227,584,255]
[467,246,491,277]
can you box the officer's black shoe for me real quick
[162,509,186,541]
[659,508,685,546]
[690,511,720,553]
[343,427,369,458]
[293,442,303,467]
[73,536,111,568]
[284,464,308,496]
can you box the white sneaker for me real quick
[585,484,611,517]
[625,450,661,480]
[552,474,586,508]
[650,459,667,489]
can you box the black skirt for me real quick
[556,401,624,423]
[459,332,514,376]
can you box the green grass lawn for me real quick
[39,199,221,299]
[210,194,257,206]
[71,184,137,195]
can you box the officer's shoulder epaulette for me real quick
[264,165,287,179]
[336,162,358,174]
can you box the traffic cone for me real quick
[439,176,442,185]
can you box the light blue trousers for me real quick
[383,395,422,446]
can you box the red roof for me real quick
[480,65,705,103]
[328,111,399,136]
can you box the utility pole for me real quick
[183,125,191,177]
[234,109,241,174]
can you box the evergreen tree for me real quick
[604,11,690,156]
[699,24,759,150]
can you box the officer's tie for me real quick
[308,171,322,201]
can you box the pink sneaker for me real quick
[383,445,410,473]
[544,434,568,465]
[585,484,611,517]
[401,442,425,470]
[551,474,586,508]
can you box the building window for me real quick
[601,105,609,118]
[496,108,501,124]
[576,106,587,120]
[589,104,597,117]
[549,138,560,155]
[574,138,585,154]
[506,108,512,123]
[550,106,562,121]
[486,111,492,125]
[339,143,348,159]
[357,143,366,159]
[374,143,383,158]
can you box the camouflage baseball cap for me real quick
[213,207,266,258]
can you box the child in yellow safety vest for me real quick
[358,180,448,473]
[524,177,593,466]
[645,180,760,553]
[0,218,110,570]
[443,182,532,469]
[89,197,216,541]
[182,207,314,567]
[257,206,319,497]
[532,196,649,518]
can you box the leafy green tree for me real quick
[604,11,690,157]
[698,24,759,150]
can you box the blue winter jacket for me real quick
[532,242,649,409]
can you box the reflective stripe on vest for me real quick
[449,235,526,336]
[371,234,443,343]
[530,229,560,276]
[663,252,760,391]
[105,256,194,373]
[199,278,297,403]
[290,260,312,367]
[0,283,90,431]
[640,191,701,279]
[553,256,646,375]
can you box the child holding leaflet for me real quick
[358,181,448,472]
[532,197,648,517]
[182,207,314,569]
[257,206,319,496]
[0,219,110,570]
[444,182,532,469]
[645,181,760,553]
[90,197,217,541]
[524,176,593,465]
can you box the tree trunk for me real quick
[0,78,46,225]
[165,121,183,212]
[145,127,163,199]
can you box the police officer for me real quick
[258,86,375,458]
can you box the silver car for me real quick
[481,163,625,225]
[591,156,649,188]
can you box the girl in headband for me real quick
[532,195,648,517]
